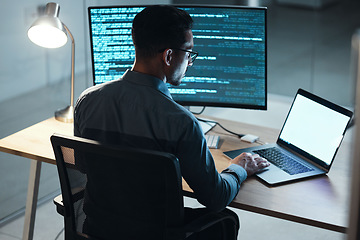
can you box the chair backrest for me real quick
[51,133,184,240]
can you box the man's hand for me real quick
[230,152,270,176]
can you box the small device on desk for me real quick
[240,134,259,143]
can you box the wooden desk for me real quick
[0,117,350,239]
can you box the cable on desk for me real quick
[196,117,245,138]
[190,106,206,115]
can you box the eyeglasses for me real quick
[158,48,199,63]
[172,48,199,63]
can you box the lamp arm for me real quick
[63,24,75,107]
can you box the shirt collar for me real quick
[122,69,173,100]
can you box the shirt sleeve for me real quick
[222,164,248,184]
[175,119,247,212]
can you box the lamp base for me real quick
[55,105,74,123]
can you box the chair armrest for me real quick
[53,194,65,216]
[53,187,85,216]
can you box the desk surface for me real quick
[0,118,73,164]
[0,117,350,233]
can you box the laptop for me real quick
[224,89,353,185]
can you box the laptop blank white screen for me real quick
[279,94,351,166]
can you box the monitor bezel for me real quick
[88,4,267,110]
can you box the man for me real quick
[75,5,269,239]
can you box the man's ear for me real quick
[163,48,173,66]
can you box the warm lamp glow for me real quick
[28,24,67,48]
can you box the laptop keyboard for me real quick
[254,147,314,175]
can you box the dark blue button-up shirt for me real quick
[74,70,247,211]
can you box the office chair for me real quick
[51,133,238,240]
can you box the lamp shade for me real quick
[27,2,67,48]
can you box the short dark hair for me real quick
[132,5,193,58]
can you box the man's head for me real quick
[132,5,193,58]
[132,5,197,86]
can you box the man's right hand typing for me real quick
[230,152,270,176]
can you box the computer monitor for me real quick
[88,5,267,110]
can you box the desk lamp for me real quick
[28,2,75,123]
